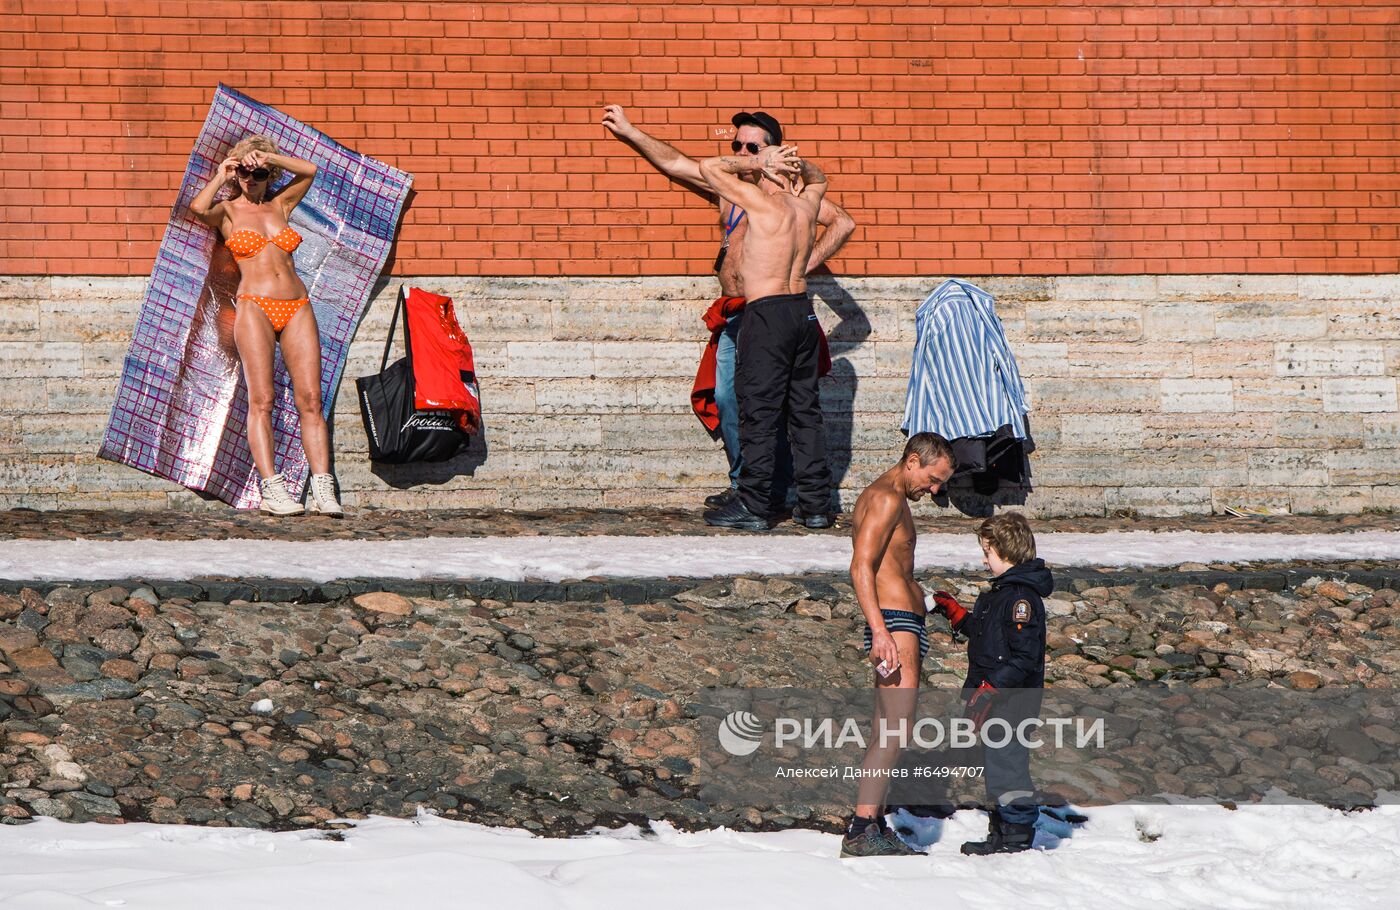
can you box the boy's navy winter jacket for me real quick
[960,558,1054,693]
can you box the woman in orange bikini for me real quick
[189,135,342,516]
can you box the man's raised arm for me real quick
[809,197,856,275]
[699,146,800,213]
[602,104,711,197]
[794,156,829,204]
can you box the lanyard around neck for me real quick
[724,206,745,237]
[715,207,745,272]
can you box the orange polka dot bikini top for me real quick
[224,226,303,261]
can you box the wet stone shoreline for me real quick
[2,507,1397,541]
[2,560,1399,607]
[0,571,1397,835]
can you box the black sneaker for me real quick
[791,506,834,529]
[840,822,927,858]
[1040,804,1089,825]
[704,487,738,510]
[960,810,1035,856]
[703,496,773,531]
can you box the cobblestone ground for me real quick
[1,507,1398,541]
[2,567,1398,834]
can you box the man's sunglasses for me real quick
[236,165,271,181]
[731,141,762,154]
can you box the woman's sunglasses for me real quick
[236,165,271,181]
[731,141,762,154]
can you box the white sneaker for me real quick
[307,473,344,517]
[259,473,305,516]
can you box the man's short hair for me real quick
[978,512,1037,565]
[902,432,954,468]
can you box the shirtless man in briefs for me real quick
[839,432,957,858]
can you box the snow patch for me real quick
[1,805,1399,909]
[0,531,1397,583]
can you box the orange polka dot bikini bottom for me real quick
[238,294,309,333]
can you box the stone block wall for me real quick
[2,274,1398,515]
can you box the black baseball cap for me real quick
[731,111,783,146]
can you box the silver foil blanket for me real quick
[99,84,413,508]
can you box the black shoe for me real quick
[704,496,772,531]
[960,810,1035,856]
[840,822,927,858]
[704,487,738,510]
[791,506,834,529]
[1040,804,1089,825]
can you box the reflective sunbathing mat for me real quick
[99,84,413,508]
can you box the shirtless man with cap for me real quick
[690,137,839,530]
[602,107,855,527]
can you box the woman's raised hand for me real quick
[216,157,239,182]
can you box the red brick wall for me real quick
[3,0,1398,276]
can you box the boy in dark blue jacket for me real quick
[929,512,1053,855]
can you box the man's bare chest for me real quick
[888,515,917,562]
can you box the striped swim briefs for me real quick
[863,609,930,660]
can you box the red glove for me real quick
[965,682,999,732]
[929,590,968,630]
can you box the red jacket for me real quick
[691,296,832,434]
[404,286,481,433]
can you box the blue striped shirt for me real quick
[901,279,1030,441]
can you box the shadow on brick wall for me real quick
[379,188,416,279]
[810,276,870,508]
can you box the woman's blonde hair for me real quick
[226,134,281,196]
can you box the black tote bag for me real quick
[356,286,471,464]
